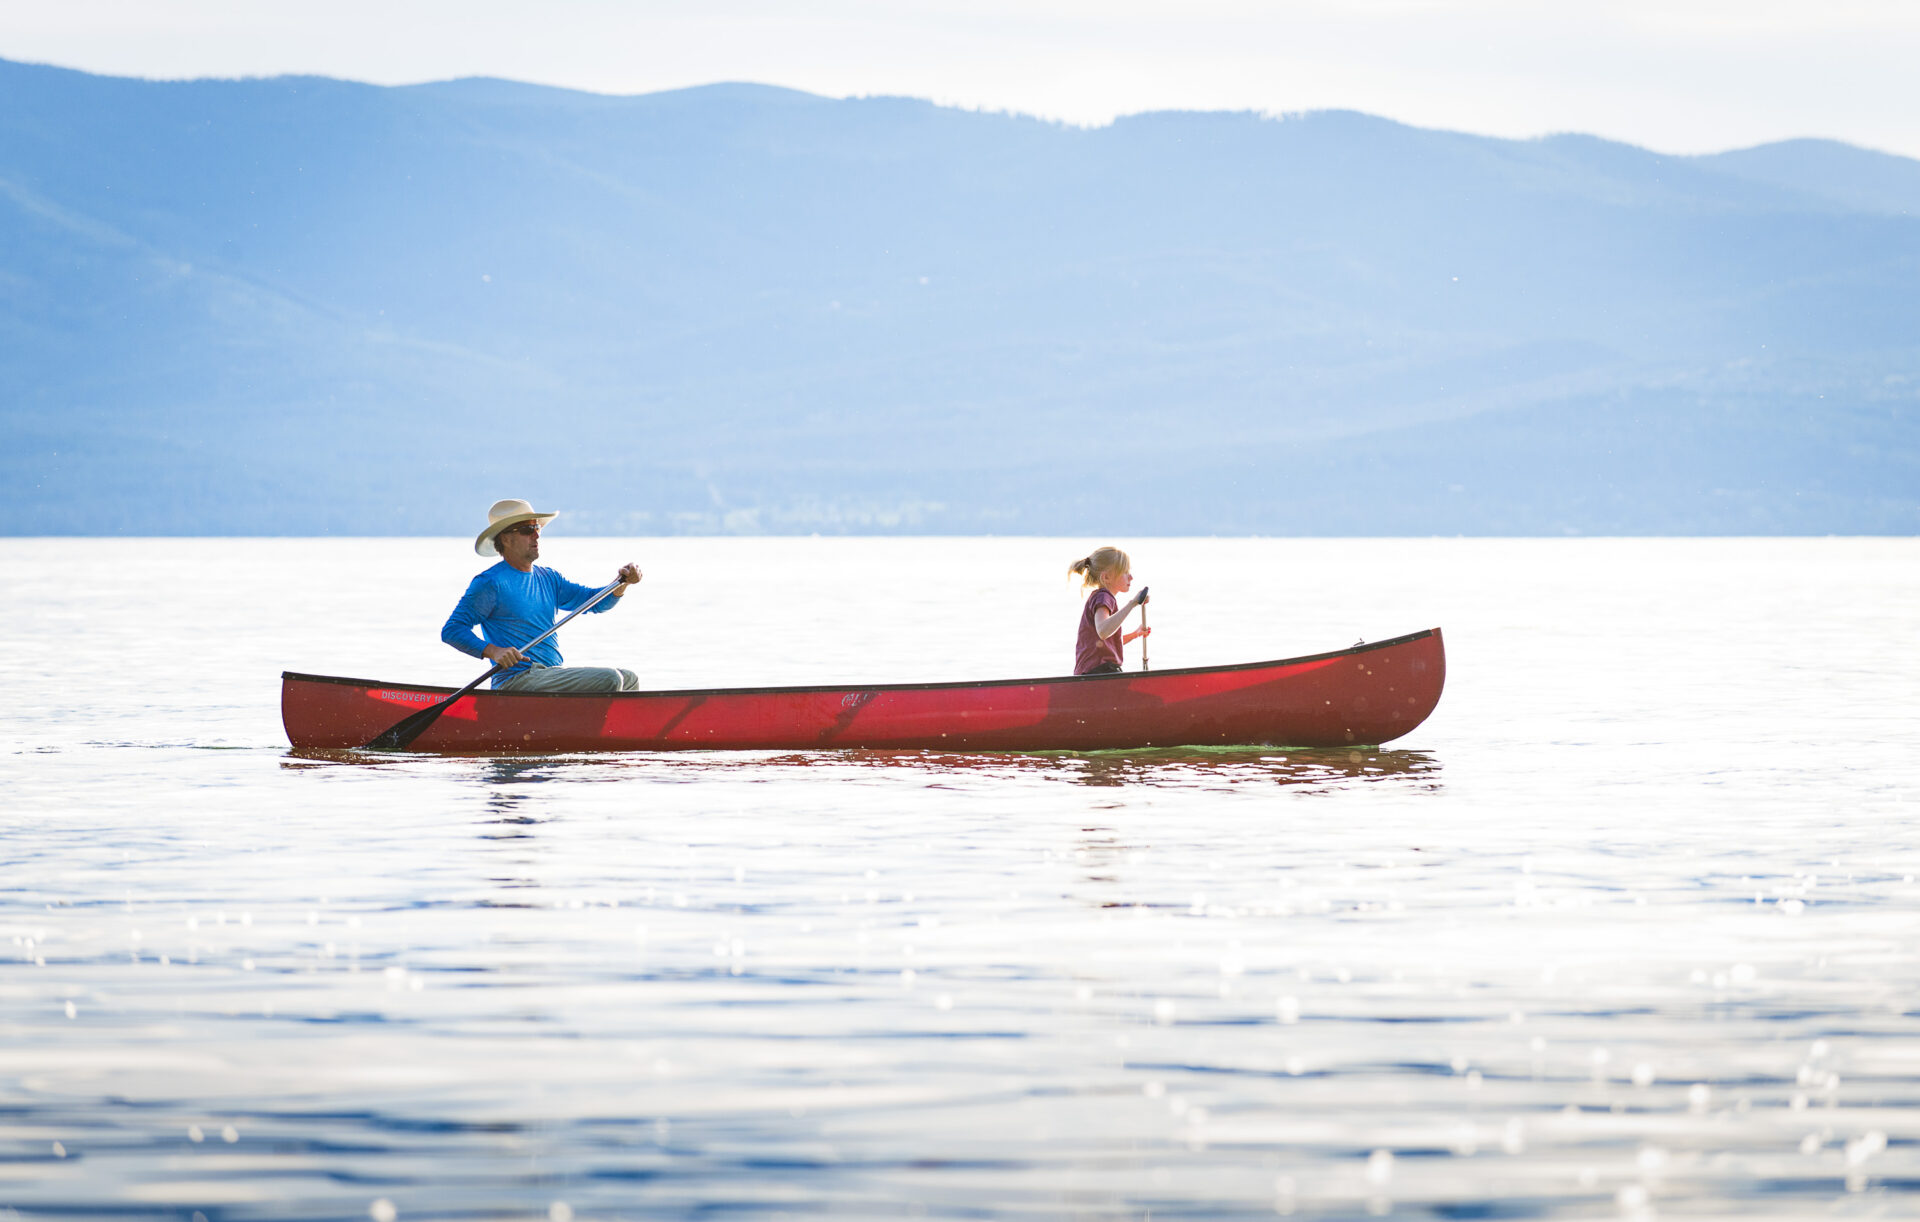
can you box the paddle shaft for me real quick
[1141,601,1149,672]
[365,577,627,749]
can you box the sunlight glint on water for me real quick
[3,537,1918,1218]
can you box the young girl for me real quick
[1069,547,1151,675]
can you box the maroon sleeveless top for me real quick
[1074,589,1124,674]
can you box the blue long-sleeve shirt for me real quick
[441,562,620,687]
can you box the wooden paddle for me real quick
[365,577,627,750]
[1138,586,1150,672]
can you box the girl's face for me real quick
[1102,568,1133,595]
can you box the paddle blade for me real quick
[365,698,456,750]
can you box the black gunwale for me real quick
[283,628,1439,701]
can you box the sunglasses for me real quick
[501,521,543,537]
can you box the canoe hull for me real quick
[282,628,1444,754]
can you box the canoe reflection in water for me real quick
[728,746,1441,792]
[283,745,1440,795]
[1038,746,1436,790]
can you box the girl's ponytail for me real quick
[1068,546,1130,590]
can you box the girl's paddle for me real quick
[1137,586,1149,672]
[366,578,626,750]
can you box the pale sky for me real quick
[4,0,1917,158]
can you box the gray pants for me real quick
[500,664,641,693]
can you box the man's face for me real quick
[496,520,542,564]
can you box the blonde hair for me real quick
[1068,546,1131,590]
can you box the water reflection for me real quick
[1075,826,1128,884]
[478,757,567,786]
[285,745,1440,795]
[281,747,400,768]
[727,746,1441,795]
[1050,747,1439,790]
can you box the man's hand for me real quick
[482,644,525,669]
[617,563,642,586]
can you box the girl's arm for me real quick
[1094,595,1143,639]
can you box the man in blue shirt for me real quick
[442,499,643,692]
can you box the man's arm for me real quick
[555,563,643,611]
[441,576,497,660]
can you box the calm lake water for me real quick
[5,536,1919,1220]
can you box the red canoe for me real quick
[282,628,1444,754]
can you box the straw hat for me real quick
[474,498,559,556]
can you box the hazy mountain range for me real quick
[3,57,1915,534]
